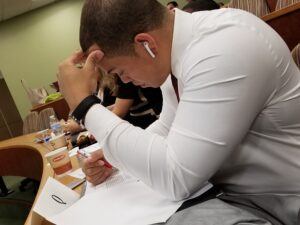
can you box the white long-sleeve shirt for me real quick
[85,9,300,200]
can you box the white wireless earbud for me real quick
[143,42,156,58]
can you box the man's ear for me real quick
[134,33,158,59]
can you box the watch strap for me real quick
[71,95,101,125]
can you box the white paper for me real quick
[85,169,133,195]
[37,168,212,225]
[69,143,101,158]
[33,177,80,219]
[82,142,101,154]
[49,171,183,225]
[68,147,79,157]
[68,168,86,180]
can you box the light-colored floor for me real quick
[0,176,36,225]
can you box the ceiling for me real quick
[0,0,60,23]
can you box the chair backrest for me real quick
[276,0,300,10]
[22,112,39,135]
[0,146,43,180]
[227,0,271,17]
[37,107,56,130]
[292,43,300,69]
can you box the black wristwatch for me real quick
[71,95,101,126]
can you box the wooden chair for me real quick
[31,97,70,121]
[292,43,300,68]
[21,111,42,192]
[0,147,43,181]
[261,2,300,50]
[226,0,271,17]
[23,111,39,135]
[0,146,43,223]
[276,0,300,10]
[37,107,56,131]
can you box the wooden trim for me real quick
[31,97,70,121]
[262,2,300,21]
[265,0,278,12]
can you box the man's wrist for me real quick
[71,95,102,126]
[69,94,90,112]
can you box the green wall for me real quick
[0,0,84,119]
[0,0,229,119]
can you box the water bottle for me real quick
[49,115,63,136]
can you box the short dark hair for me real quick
[182,0,220,12]
[80,0,167,57]
[167,1,178,7]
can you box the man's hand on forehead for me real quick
[57,49,105,111]
[67,49,104,69]
[81,49,104,69]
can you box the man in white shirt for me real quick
[57,0,300,224]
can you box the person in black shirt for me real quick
[116,78,162,129]
[63,75,162,133]
[182,0,220,13]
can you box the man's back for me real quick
[171,8,300,195]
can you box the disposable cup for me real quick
[45,147,72,176]
[49,134,67,150]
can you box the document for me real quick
[68,168,86,180]
[36,167,212,225]
[49,170,183,225]
[33,177,80,218]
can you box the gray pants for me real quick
[160,198,271,225]
[157,194,300,225]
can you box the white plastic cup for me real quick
[49,134,67,150]
[45,147,72,176]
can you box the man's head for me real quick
[80,0,173,88]
[183,0,220,13]
[167,1,178,10]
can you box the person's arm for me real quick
[146,76,178,137]
[61,119,84,134]
[85,29,278,201]
[112,98,134,118]
[106,104,115,111]
[59,26,281,200]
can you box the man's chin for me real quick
[140,84,149,88]
[140,83,159,88]
[133,81,147,87]
[132,81,159,88]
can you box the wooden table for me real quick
[0,133,83,225]
[31,97,70,121]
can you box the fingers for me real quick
[86,168,113,185]
[84,50,104,72]
[60,49,103,69]
[82,149,109,173]
[86,150,105,163]
[84,163,105,176]
[82,149,113,185]
[68,50,86,65]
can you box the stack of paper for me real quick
[49,171,184,225]
[34,165,212,225]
